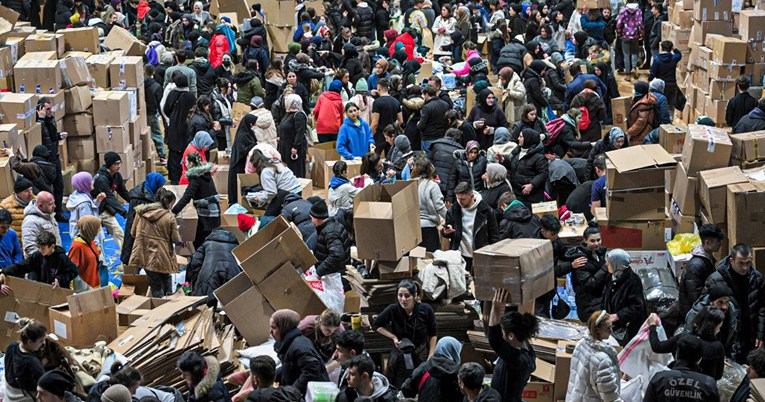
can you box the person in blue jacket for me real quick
[336,102,375,160]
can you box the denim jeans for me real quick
[146,270,173,297]
[622,39,640,73]
[421,139,435,154]
[148,113,167,158]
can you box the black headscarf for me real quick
[477,88,497,113]
[529,59,547,75]
[230,114,259,167]
[520,128,541,149]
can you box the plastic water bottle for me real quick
[566,273,577,319]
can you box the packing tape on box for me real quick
[707,133,716,152]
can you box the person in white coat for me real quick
[433,5,456,56]
[566,310,622,402]
[495,67,527,123]
[248,97,278,147]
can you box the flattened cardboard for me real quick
[473,238,555,303]
[259,261,327,315]
[128,296,205,328]
[353,181,421,261]
[605,145,677,190]
[699,166,748,224]
[48,286,117,347]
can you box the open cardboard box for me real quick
[322,160,362,190]
[117,274,149,301]
[49,287,118,347]
[605,144,677,191]
[116,295,171,326]
[164,185,199,242]
[311,142,340,188]
[0,277,72,349]
[236,173,260,210]
[215,272,275,346]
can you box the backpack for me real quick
[578,106,591,130]
[544,117,566,146]
[145,43,159,66]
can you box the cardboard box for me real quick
[694,0,732,22]
[64,85,92,114]
[730,131,765,164]
[531,201,557,218]
[103,25,146,56]
[212,164,229,195]
[606,144,677,191]
[23,122,40,151]
[48,287,117,347]
[607,187,666,221]
[596,208,672,250]
[707,34,747,65]
[0,123,23,156]
[740,10,765,41]
[95,124,130,153]
[59,56,92,88]
[727,181,765,246]
[24,33,64,56]
[116,295,169,326]
[163,185,198,242]
[311,141,340,188]
[109,56,144,89]
[4,38,22,65]
[236,173,260,209]
[522,382,553,402]
[553,341,576,401]
[0,277,72,349]
[86,53,117,88]
[13,59,62,94]
[682,125,733,176]
[353,181,422,261]
[214,273,275,346]
[659,125,688,154]
[669,251,693,278]
[611,96,631,131]
[68,136,95,159]
[62,113,93,138]
[672,163,700,216]
[260,261,328,316]
[97,144,134,172]
[0,157,12,198]
[699,166,748,223]
[18,50,56,62]
[92,91,131,126]
[376,247,425,280]
[0,92,34,130]
[692,21,734,50]
[0,46,12,78]
[321,160,362,190]
[59,27,99,53]
[473,238,554,303]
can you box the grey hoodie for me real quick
[418,178,447,228]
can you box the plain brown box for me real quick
[103,25,146,56]
[95,124,131,157]
[24,33,64,56]
[215,273,275,346]
[86,53,117,88]
[693,0,732,21]
[727,181,765,247]
[606,145,677,191]
[49,287,118,348]
[64,85,92,114]
[59,27,99,53]
[473,238,554,303]
[699,166,748,224]
[0,92,34,130]
[260,261,328,317]
[672,163,700,216]
[109,56,144,88]
[93,91,131,126]
[13,59,62,93]
[63,113,94,138]
[610,96,631,132]
[311,141,340,188]
[164,185,198,243]
[607,187,666,221]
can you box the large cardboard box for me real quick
[611,96,631,131]
[659,125,688,154]
[109,56,144,89]
[596,208,672,250]
[18,50,56,62]
[699,166,748,223]
[0,46,13,78]
[68,136,95,160]
[48,287,117,347]
[14,59,63,94]
[92,91,131,126]
[553,341,576,401]
[353,181,422,261]
[23,122,40,151]
[64,85,92,114]
[531,201,557,218]
[322,160,362,190]
[0,123,24,157]
[311,141,340,188]
[607,187,666,221]
[260,261,328,316]
[59,56,92,88]
[86,53,117,88]
[0,158,13,198]
[672,163,700,216]
[95,124,130,154]
[236,173,260,208]
[63,113,93,138]
[24,33,64,56]
[727,181,765,246]
[682,125,733,176]
[214,273,275,346]
[0,93,34,130]
[0,277,72,349]
[730,131,765,165]
[59,27,99,53]
[605,145,677,191]
[164,185,198,243]
[473,238,554,303]
[103,25,146,56]
[740,10,765,41]
[694,0,732,22]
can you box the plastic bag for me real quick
[618,318,672,394]
[718,358,747,402]
[303,268,345,312]
[620,375,644,402]
[536,318,588,340]
[667,233,701,255]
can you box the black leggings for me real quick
[146,270,173,297]
[420,227,441,252]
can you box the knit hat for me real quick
[510,3,522,13]
[103,151,121,168]
[220,16,231,23]
[71,172,93,194]
[355,78,369,93]
[14,177,33,194]
[634,81,649,95]
[38,370,74,399]
[696,116,716,127]
[161,52,175,64]
[709,283,733,302]
[237,213,257,232]
[287,42,302,54]
[310,201,329,219]
[394,135,411,153]
[573,31,588,45]
[472,80,489,95]
[250,96,264,108]
[649,78,665,93]
[328,79,343,93]
[111,0,121,7]
[101,385,132,402]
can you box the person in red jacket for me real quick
[208,27,231,69]
[313,80,345,143]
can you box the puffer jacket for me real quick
[496,39,526,72]
[0,195,28,246]
[172,164,220,233]
[251,108,278,147]
[703,258,765,343]
[313,91,345,135]
[353,2,375,41]
[562,245,609,322]
[616,4,643,40]
[448,150,488,202]
[402,96,425,147]
[93,165,129,217]
[679,244,717,319]
[233,70,264,104]
[428,137,463,195]
[504,142,549,204]
[565,336,621,402]
[210,89,233,138]
[21,200,61,257]
[570,90,607,143]
[603,267,647,345]
[121,183,156,265]
[187,229,240,300]
[522,67,548,113]
[281,193,317,249]
[627,93,657,144]
[685,294,741,360]
[314,216,351,277]
[499,202,541,240]
[276,327,330,394]
[733,106,765,134]
[128,203,180,274]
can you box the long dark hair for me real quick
[249,149,283,174]
[187,94,212,124]
[691,306,726,341]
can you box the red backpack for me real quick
[544,118,566,146]
[578,106,591,130]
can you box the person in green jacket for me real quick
[233,59,265,104]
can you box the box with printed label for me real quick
[48,287,117,347]
[96,124,130,152]
[0,93,34,130]
[681,124,733,176]
[92,91,131,126]
[13,59,62,94]
[693,0,732,21]
[109,56,144,88]
[659,125,687,154]
[740,10,765,42]
[727,181,765,246]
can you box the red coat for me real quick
[180,145,208,185]
[312,91,344,136]
[208,33,231,69]
[387,32,423,63]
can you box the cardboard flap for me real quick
[259,261,327,315]
[116,295,151,315]
[356,202,393,219]
[129,296,206,328]
[701,166,747,187]
[67,287,114,316]
[214,272,253,305]
[531,358,555,382]
[0,5,18,27]
[606,145,677,173]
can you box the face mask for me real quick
[223,60,231,67]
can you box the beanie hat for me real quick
[709,283,733,302]
[696,116,716,126]
[237,213,257,232]
[510,3,522,13]
[14,177,33,194]
[472,80,489,95]
[310,201,328,220]
[634,81,649,95]
[287,42,302,54]
[220,16,231,23]
[38,370,74,399]
[394,135,411,153]
[649,78,665,93]
[101,385,132,402]
[573,31,588,46]
[328,79,343,93]
[103,151,121,168]
[111,0,121,7]
[355,78,369,93]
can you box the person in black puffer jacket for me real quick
[428,129,464,197]
[171,153,220,249]
[603,248,647,346]
[498,197,542,240]
[340,43,365,85]
[187,228,240,305]
[499,129,548,206]
[177,353,231,402]
[310,202,351,278]
[55,0,74,30]
[544,54,567,113]
[549,108,594,159]
[401,337,463,402]
[281,193,318,250]
[189,48,217,96]
[496,36,526,73]
[187,96,215,145]
[9,145,55,194]
[448,141,487,203]
[561,226,608,322]
[120,172,165,266]
[271,309,330,394]
[523,60,549,115]
[353,1,375,42]
[678,224,725,319]
[509,105,548,141]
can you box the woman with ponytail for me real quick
[4,318,47,402]
[566,310,622,402]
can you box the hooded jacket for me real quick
[190,58,216,96]
[733,106,765,134]
[550,114,592,158]
[233,70,264,104]
[65,191,100,241]
[55,0,74,29]
[314,216,351,277]
[336,117,374,160]
[443,193,499,254]
[627,92,658,144]
[448,149,488,202]
[499,201,542,240]
[128,203,180,274]
[353,2,375,41]
[400,356,461,402]
[9,147,55,194]
[467,89,509,150]
[251,108,278,147]
[172,164,220,233]
[570,89,607,143]
[313,91,345,135]
[188,357,230,402]
[340,45,365,85]
[522,62,549,113]
[495,70,526,123]
[563,245,609,321]
[565,335,621,402]
[679,244,717,319]
[280,193,317,249]
[276,327,330,394]
[21,200,61,257]
[615,4,643,40]
[121,183,157,265]
[564,73,607,110]
[504,133,549,204]
[603,266,647,345]
[163,87,197,152]
[496,39,526,73]
[685,294,741,360]
[187,229,240,302]
[336,372,397,402]
[428,137,463,195]
[4,245,78,288]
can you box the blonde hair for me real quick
[319,309,342,328]
[587,310,610,340]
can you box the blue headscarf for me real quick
[144,172,166,195]
[434,336,462,365]
[191,131,214,150]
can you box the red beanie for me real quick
[237,214,256,232]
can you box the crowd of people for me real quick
[0,0,764,400]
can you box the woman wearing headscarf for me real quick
[571,79,608,147]
[163,74,196,184]
[566,310,622,402]
[67,216,102,289]
[121,172,166,267]
[497,128,549,206]
[627,81,658,144]
[172,152,220,249]
[340,43,364,86]
[522,40,545,69]
[481,163,511,210]
[466,88,509,150]
[180,131,214,185]
[228,114,259,203]
[487,128,517,164]
[278,94,308,178]
[448,140,487,203]
[602,248,647,346]
[411,158,446,252]
[191,1,210,26]
[367,59,389,96]
[401,337,463,402]
[401,59,422,88]
[587,127,628,179]
[544,53,568,113]
[594,61,620,123]
[66,172,105,243]
[510,104,548,141]
[270,309,329,394]
[495,67,526,124]
[523,60,550,116]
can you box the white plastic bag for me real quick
[303,268,345,312]
[620,375,644,402]
[617,318,672,394]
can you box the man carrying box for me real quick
[443,182,500,273]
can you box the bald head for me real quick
[36,192,55,214]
